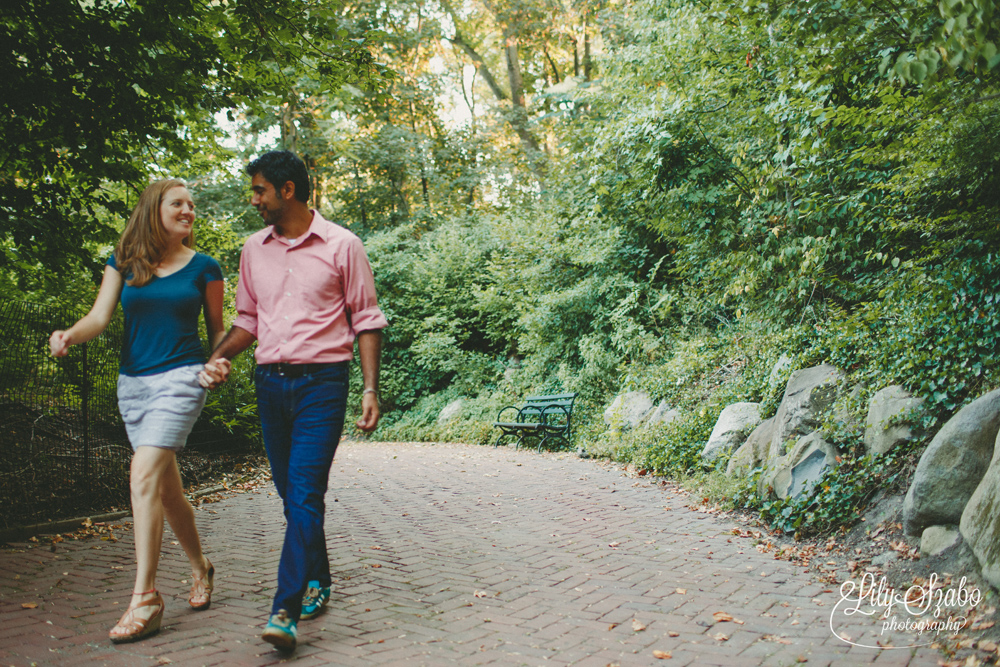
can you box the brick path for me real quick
[0,441,949,666]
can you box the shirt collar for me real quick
[262,210,328,245]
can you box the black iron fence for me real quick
[0,299,260,529]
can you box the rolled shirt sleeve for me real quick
[342,235,389,334]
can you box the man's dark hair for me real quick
[246,150,311,203]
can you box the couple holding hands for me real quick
[50,150,387,651]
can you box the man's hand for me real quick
[198,358,232,389]
[355,391,380,432]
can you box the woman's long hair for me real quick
[114,179,195,287]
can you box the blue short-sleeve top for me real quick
[107,252,224,376]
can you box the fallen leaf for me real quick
[714,632,729,641]
[609,542,620,548]
[978,640,998,652]
[632,619,646,632]
[474,590,488,598]
[652,649,672,659]
[21,602,38,609]
[607,623,618,631]
[668,631,679,637]
[675,588,687,595]
[713,611,733,622]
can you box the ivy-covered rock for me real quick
[603,391,654,431]
[726,416,776,477]
[644,401,681,429]
[864,385,924,456]
[903,388,1000,536]
[437,399,465,425]
[768,364,842,460]
[700,402,762,463]
[760,431,840,500]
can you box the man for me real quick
[200,150,387,651]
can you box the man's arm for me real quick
[198,325,257,389]
[355,329,383,432]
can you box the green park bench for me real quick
[492,392,577,452]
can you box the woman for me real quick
[50,179,225,643]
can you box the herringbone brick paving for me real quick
[0,441,946,666]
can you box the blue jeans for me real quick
[255,363,349,620]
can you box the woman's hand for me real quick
[198,358,231,389]
[49,330,72,357]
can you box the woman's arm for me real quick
[203,279,226,349]
[50,266,123,357]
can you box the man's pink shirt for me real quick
[233,211,388,365]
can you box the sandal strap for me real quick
[114,595,163,630]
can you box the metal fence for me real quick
[0,299,259,529]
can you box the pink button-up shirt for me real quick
[233,211,388,365]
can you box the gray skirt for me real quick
[117,364,207,452]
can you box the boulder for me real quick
[437,399,464,425]
[865,385,924,456]
[774,432,839,500]
[604,391,654,431]
[833,383,866,431]
[903,388,1000,536]
[701,402,762,463]
[727,417,776,477]
[768,354,794,388]
[761,431,839,500]
[959,427,1000,589]
[768,364,842,461]
[920,525,961,556]
[645,401,681,428]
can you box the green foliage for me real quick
[821,248,1000,421]
[751,443,918,538]
[597,407,720,476]
[0,0,390,286]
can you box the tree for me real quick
[0,0,387,288]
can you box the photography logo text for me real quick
[829,572,980,649]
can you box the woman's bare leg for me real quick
[110,446,174,638]
[160,456,210,577]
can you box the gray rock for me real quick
[920,525,961,556]
[769,354,794,388]
[768,364,842,461]
[765,431,839,500]
[726,416,776,477]
[959,427,1000,589]
[701,402,762,463]
[644,401,681,428]
[604,391,654,431]
[865,385,924,456]
[903,387,1000,536]
[437,399,464,425]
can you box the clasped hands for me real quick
[198,358,231,389]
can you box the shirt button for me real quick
[284,316,289,320]
[285,292,291,296]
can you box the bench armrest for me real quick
[495,405,520,422]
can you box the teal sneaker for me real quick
[261,609,297,650]
[301,580,330,620]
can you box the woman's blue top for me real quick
[107,252,223,376]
